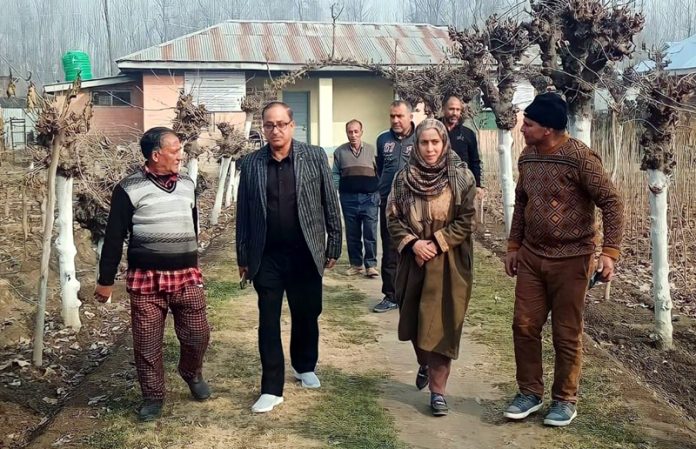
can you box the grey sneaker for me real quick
[503,393,543,420]
[430,393,449,417]
[544,400,577,427]
[373,298,398,313]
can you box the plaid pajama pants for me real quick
[129,284,210,400]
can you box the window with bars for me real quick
[184,72,246,112]
[92,90,132,107]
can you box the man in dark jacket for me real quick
[439,95,483,193]
[374,100,416,313]
[236,101,342,413]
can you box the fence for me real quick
[478,114,696,289]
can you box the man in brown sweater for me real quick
[503,93,624,427]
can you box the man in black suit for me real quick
[236,101,342,413]
[439,95,484,194]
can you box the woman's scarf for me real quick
[389,120,461,234]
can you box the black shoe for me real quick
[416,365,429,390]
[373,298,398,313]
[137,399,163,422]
[431,393,449,417]
[185,376,211,401]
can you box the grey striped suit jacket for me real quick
[235,140,342,279]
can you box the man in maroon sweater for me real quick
[503,93,624,427]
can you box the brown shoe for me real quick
[365,267,379,278]
[345,266,364,276]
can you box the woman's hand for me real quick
[413,240,438,261]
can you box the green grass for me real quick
[468,246,649,449]
[300,367,405,449]
[83,239,403,449]
[299,285,402,449]
[323,285,377,346]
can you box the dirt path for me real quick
[23,228,696,449]
[341,270,543,449]
[340,243,696,449]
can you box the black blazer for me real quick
[235,140,342,279]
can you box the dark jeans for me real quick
[253,245,322,396]
[339,192,379,268]
[379,200,398,301]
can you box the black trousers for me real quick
[253,246,322,396]
[379,201,399,301]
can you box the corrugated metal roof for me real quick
[117,20,452,70]
[635,34,696,74]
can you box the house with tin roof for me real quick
[46,20,455,147]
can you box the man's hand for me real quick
[94,284,113,303]
[325,258,337,270]
[413,240,437,261]
[239,266,249,279]
[505,251,518,277]
[596,255,616,282]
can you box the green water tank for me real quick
[62,51,93,81]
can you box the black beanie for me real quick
[523,93,568,130]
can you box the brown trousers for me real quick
[130,284,210,400]
[513,246,593,403]
[413,342,452,395]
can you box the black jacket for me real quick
[375,125,416,200]
[439,119,482,187]
[235,140,342,279]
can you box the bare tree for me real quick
[102,0,116,75]
[345,0,373,22]
[407,0,447,24]
[31,75,92,366]
[525,0,644,146]
[636,51,696,350]
[450,15,530,235]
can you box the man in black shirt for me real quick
[439,95,483,194]
[236,102,342,414]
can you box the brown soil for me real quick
[0,157,235,449]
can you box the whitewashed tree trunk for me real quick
[647,169,673,349]
[233,163,241,203]
[210,156,231,226]
[498,129,516,237]
[243,112,253,139]
[224,160,236,207]
[94,237,111,304]
[187,157,199,188]
[610,111,623,182]
[94,237,104,279]
[569,114,592,147]
[55,175,82,330]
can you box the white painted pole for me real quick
[210,156,232,225]
[498,129,516,237]
[187,157,199,188]
[224,160,236,207]
[55,175,82,331]
[647,169,673,349]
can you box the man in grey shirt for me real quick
[332,120,380,278]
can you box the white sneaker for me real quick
[294,370,321,388]
[251,394,284,413]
